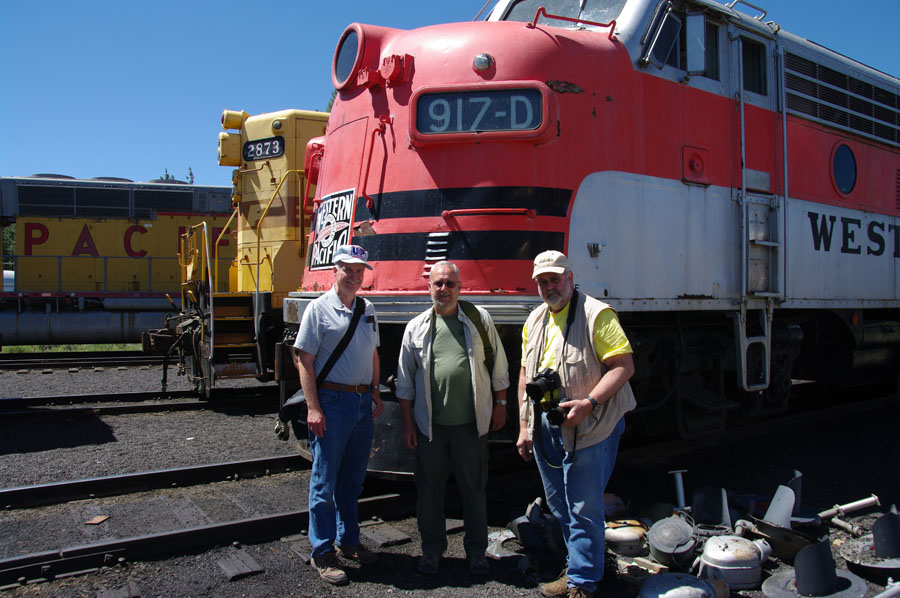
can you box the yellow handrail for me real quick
[255,169,303,294]
[213,207,239,293]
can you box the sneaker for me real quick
[467,554,490,576]
[339,543,379,565]
[540,571,569,598]
[418,553,440,575]
[311,551,348,585]
[568,587,594,598]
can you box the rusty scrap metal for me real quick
[829,516,865,536]
[818,495,880,519]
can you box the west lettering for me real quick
[891,224,900,258]
[808,212,836,251]
[867,222,885,256]
[840,217,862,255]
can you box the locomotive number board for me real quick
[416,89,542,134]
[243,136,285,161]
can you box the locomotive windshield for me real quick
[502,0,626,24]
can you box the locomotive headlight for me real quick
[218,132,241,167]
[333,24,363,91]
[221,110,249,131]
[473,53,494,72]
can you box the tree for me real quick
[2,224,15,270]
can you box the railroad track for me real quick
[0,491,411,589]
[0,454,311,509]
[0,386,279,420]
[0,351,163,370]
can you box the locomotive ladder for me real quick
[733,32,789,392]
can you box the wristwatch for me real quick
[587,396,600,409]
[494,399,508,406]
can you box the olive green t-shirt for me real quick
[429,313,475,425]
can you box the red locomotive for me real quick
[283,0,899,461]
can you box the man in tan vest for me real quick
[516,250,636,598]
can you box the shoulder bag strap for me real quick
[315,296,366,387]
[458,300,494,374]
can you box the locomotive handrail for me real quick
[254,169,304,292]
[212,207,239,294]
[725,0,767,21]
[441,208,536,219]
[528,6,617,41]
[361,115,392,210]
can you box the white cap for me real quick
[532,250,569,278]
[332,245,373,270]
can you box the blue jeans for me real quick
[307,389,374,558]
[534,415,626,593]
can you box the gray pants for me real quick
[415,422,489,559]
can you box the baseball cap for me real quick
[332,244,373,270]
[532,250,569,278]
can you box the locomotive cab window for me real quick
[742,38,767,95]
[643,4,720,82]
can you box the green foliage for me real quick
[2,223,15,269]
[326,89,338,112]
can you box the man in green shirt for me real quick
[396,261,510,577]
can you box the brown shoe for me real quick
[312,551,348,585]
[540,572,569,598]
[339,543,378,565]
[567,587,594,598]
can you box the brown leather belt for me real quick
[319,381,371,393]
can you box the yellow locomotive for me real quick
[145,110,328,396]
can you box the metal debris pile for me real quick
[502,469,900,598]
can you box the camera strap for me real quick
[532,290,579,381]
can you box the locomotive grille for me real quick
[784,52,900,148]
[896,169,900,210]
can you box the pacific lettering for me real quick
[72,224,100,257]
[24,222,49,255]
[125,225,148,258]
[808,211,900,258]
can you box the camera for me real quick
[525,368,568,426]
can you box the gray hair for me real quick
[429,261,460,280]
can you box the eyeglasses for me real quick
[431,279,457,288]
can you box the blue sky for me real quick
[1,0,897,187]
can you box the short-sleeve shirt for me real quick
[294,287,379,385]
[521,300,631,372]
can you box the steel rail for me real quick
[0,386,277,409]
[0,351,163,370]
[0,491,410,590]
[0,455,310,510]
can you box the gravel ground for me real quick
[1,366,898,598]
